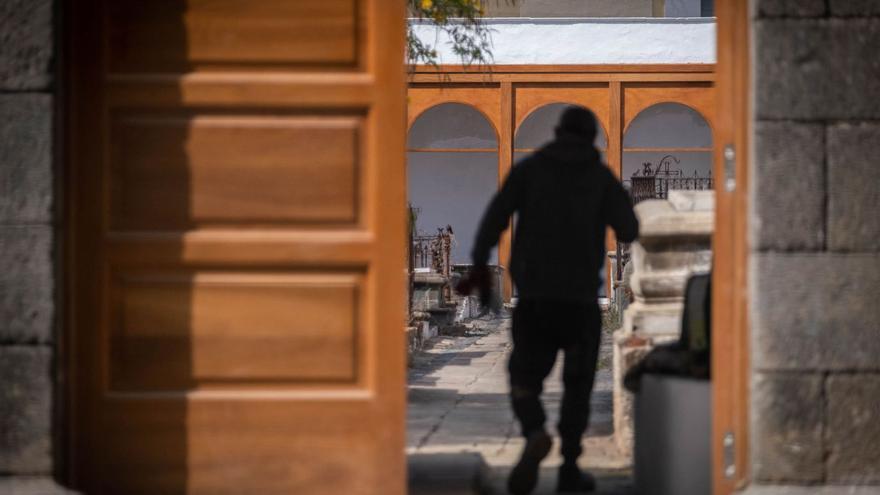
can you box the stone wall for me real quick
[0,0,66,491]
[749,0,880,488]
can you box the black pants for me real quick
[508,299,601,463]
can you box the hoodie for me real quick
[471,133,639,302]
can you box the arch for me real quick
[407,102,499,150]
[621,102,714,183]
[406,102,500,264]
[514,102,608,150]
[406,87,501,135]
[622,85,714,133]
[623,102,713,148]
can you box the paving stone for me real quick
[825,374,880,483]
[751,373,824,483]
[827,123,880,252]
[0,0,53,90]
[407,317,629,493]
[0,226,54,344]
[752,122,825,251]
[0,94,53,224]
[756,0,826,17]
[755,20,831,120]
[830,0,880,16]
[0,346,52,474]
[751,253,880,371]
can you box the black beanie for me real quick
[556,106,598,141]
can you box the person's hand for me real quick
[455,265,493,308]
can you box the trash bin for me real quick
[628,272,712,495]
[634,374,711,495]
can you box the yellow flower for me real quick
[421,0,433,10]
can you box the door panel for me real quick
[110,113,362,229]
[66,1,407,493]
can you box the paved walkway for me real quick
[407,315,632,495]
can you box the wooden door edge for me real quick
[712,0,752,493]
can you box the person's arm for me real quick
[602,171,639,243]
[471,164,525,267]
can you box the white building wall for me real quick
[409,18,716,65]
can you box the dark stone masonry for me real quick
[750,0,880,490]
[0,0,62,492]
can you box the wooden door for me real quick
[712,0,751,493]
[64,1,407,494]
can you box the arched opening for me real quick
[623,102,714,200]
[514,102,608,164]
[407,102,499,265]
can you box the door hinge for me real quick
[723,431,737,479]
[723,144,736,192]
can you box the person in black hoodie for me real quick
[458,106,639,494]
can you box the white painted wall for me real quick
[409,18,716,65]
[407,152,498,264]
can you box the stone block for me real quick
[754,20,831,120]
[0,0,53,90]
[756,0,826,17]
[755,19,880,120]
[826,19,880,119]
[751,122,825,251]
[633,195,714,241]
[827,123,880,252]
[0,346,53,474]
[0,226,54,344]
[0,94,53,224]
[751,373,824,483]
[830,0,880,16]
[825,374,880,483]
[751,253,880,371]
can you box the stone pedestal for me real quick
[612,190,714,455]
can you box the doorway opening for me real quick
[403,2,746,492]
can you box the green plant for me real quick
[407,0,496,67]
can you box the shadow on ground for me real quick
[409,452,633,495]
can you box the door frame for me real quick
[712,0,751,493]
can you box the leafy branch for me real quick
[407,0,496,68]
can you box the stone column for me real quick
[612,190,714,455]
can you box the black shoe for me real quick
[556,463,596,493]
[507,430,553,495]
